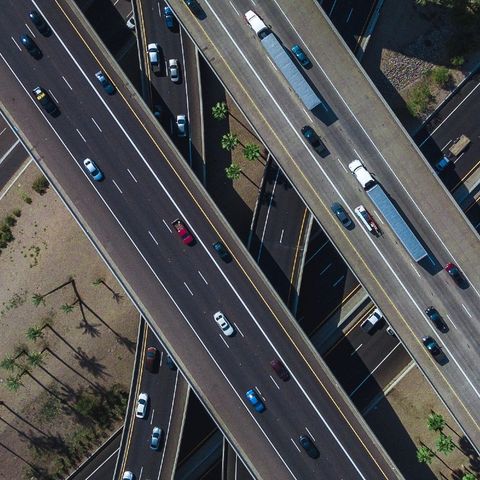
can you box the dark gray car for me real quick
[331,202,353,229]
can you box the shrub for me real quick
[32,175,49,195]
[0,240,7,249]
[451,55,465,67]
[406,82,433,117]
[430,66,451,88]
[0,222,10,233]
[39,396,61,421]
[5,214,16,227]
[0,230,13,243]
[20,192,32,204]
[12,208,21,217]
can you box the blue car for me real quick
[95,71,115,95]
[20,34,42,59]
[291,44,312,69]
[164,6,175,29]
[83,158,104,181]
[245,389,265,413]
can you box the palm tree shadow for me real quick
[74,347,109,379]
[0,441,41,472]
[115,334,136,353]
[0,402,48,437]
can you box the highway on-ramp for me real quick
[0,1,398,478]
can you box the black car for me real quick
[166,355,177,371]
[184,0,205,19]
[212,241,232,262]
[299,435,319,459]
[301,126,328,157]
[20,34,42,59]
[331,202,353,229]
[32,86,58,116]
[425,307,448,333]
[422,336,442,359]
[29,10,51,36]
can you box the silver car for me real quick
[176,114,187,138]
[168,59,180,82]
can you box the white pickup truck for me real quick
[361,307,383,334]
[147,43,160,74]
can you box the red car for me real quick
[171,218,194,245]
[145,346,158,372]
[445,263,464,286]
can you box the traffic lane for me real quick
[251,164,309,303]
[6,4,398,476]
[0,121,17,152]
[0,143,30,191]
[110,0,133,20]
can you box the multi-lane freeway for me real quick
[172,0,480,450]
[0,1,399,478]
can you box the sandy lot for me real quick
[0,162,137,479]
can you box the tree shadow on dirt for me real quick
[0,401,48,437]
[74,347,109,379]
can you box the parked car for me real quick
[291,44,312,68]
[32,86,58,115]
[270,359,289,381]
[425,307,448,333]
[83,158,104,181]
[145,346,158,372]
[20,34,42,59]
[150,427,163,450]
[95,71,115,94]
[422,336,442,360]
[29,10,51,35]
[445,262,464,286]
[299,435,320,458]
[164,6,176,29]
[213,311,234,336]
[136,392,149,418]
[176,114,187,137]
[245,388,265,412]
[171,218,194,245]
[331,202,353,228]
[301,126,328,157]
[168,59,180,83]
[212,241,231,262]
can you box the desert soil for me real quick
[0,161,137,479]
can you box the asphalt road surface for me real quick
[0,1,398,478]
[172,0,480,450]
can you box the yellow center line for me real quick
[54,1,480,473]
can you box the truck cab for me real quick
[348,160,376,190]
[361,308,383,334]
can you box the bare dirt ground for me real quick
[362,0,480,132]
[0,162,137,479]
[366,366,479,479]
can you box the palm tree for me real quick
[26,325,44,342]
[32,293,45,307]
[221,133,239,152]
[5,375,22,392]
[462,473,476,480]
[212,101,228,120]
[243,143,261,161]
[416,445,434,464]
[0,355,16,371]
[225,163,242,181]
[436,433,455,455]
[27,351,45,368]
[427,412,445,432]
[92,277,104,286]
[61,303,74,314]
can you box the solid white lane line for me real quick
[291,438,301,452]
[0,140,20,165]
[162,219,172,232]
[350,344,362,356]
[184,282,194,296]
[11,37,21,51]
[270,375,280,390]
[233,323,244,337]
[305,239,330,264]
[332,275,344,287]
[219,335,230,348]
[349,343,402,397]
[127,168,138,183]
[198,270,208,285]
[111,179,123,194]
[76,128,86,142]
[148,231,159,245]
[319,263,331,275]
[279,229,284,244]
[48,89,59,103]
[305,427,316,441]
[62,75,73,90]
[91,117,102,132]
[84,446,120,479]
[462,304,472,318]
[257,167,281,262]
[0,127,6,136]
[346,8,353,23]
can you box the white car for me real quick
[136,392,149,418]
[147,43,160,72]
[168,59,180,83]
[122,472,134,480]
[126,16,135,30]
[176,114,187,138]
[213,311,234,336]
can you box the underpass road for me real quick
[0,1,399,478]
